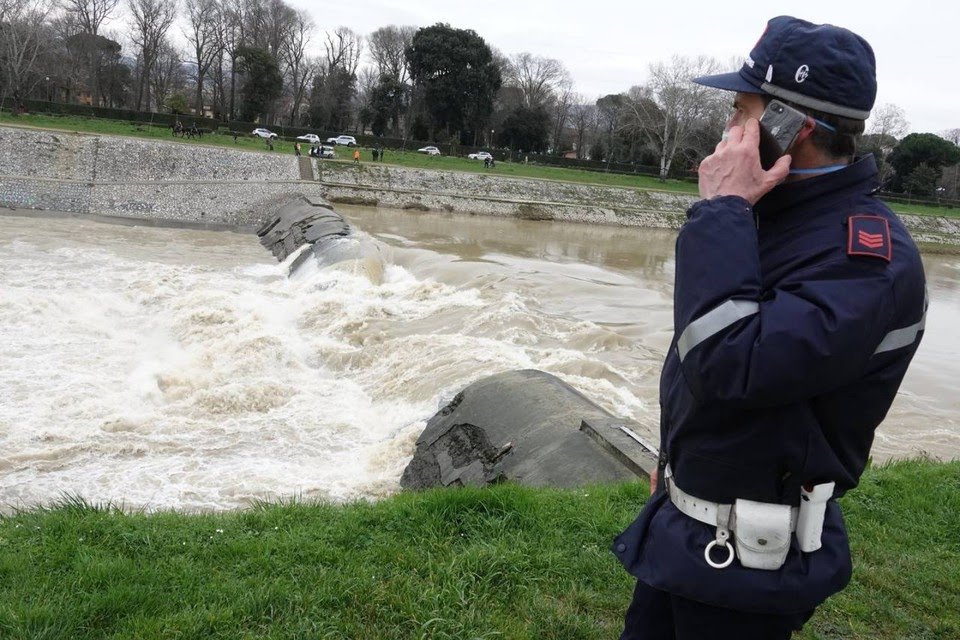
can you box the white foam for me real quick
[6,211,954,512]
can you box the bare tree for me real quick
[280,8,312,125]
[184,0,221,115]
[868,103,909,185]
[0,0,54,108]
[127,0,177,111]
[622,55,725,180]
[149,37,185,112]
[353,65,377,131]
[868,103,909,141]
[60,0,119,35]
[367,25,415,85]
[549,78,574,152]
[595,92,627,163]
[505,52,569,109]
[569,95,593,159]
[943,128,960,146]
[324,27,362,76]
[265,0,297,58]
[220,0,246,119]
[60,0,122,104]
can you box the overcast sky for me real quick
[273,0,956,135]
[102,0,956,134]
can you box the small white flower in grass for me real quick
[216,529,224,534]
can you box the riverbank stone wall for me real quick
[2,125,959,246]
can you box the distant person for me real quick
[295,142,302,157]
[372,147,379,162]
[379,147,385,162]
[489,157,495,168]
[484,157,490,169]
[232,131,238,143]
[12,91,25,116]
[266,137,274,151]
[353,148,361,164]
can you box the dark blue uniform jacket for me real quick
[613,155,927,614]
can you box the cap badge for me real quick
[795,65,810,83]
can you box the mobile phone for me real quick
[758,100,808,170]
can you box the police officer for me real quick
[613,16,926,639]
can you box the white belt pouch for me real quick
[733,499,793,570]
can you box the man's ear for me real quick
[794,116,818,144]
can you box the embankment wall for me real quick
[1,126,958,245]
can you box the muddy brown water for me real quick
[1,207,956,511]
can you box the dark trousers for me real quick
[620,579,815,640]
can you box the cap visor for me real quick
[692,70,763,93]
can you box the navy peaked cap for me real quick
[693,16,877,120]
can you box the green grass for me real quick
[2,111,956,217]
[883,200,960,218]
[360,146,701,193]
[0,112,696,194]
[0,112,299,157]
[1,460,957,639]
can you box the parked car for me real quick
[418,145,441,156]
[468,151,493,161]
[296,133,321,144]
[252,127,278,139]
[309,145,336,159]
[326,135,357,146]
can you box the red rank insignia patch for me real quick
[848,215,892,262]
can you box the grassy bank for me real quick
[1,460,957,639]
[5,112,958,221]
[0,112,696,195]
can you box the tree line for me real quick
[1,0,957,194]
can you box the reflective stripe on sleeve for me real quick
[874,314,926,355]
[874,289,928,356]
[677,299,760,362]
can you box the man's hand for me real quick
[649,465,659,496]
[698,119,792,205]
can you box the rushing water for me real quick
[1,208,958,512]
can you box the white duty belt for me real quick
[664,464,801,570]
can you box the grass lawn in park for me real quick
[1,111,955,218]
[1,460,958,639]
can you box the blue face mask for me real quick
[789,164,848,175]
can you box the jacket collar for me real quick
[754,154,879,219]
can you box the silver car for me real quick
[326,135,357,146]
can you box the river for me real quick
[1,207,957,512]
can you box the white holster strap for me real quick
[664,465,803,571]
